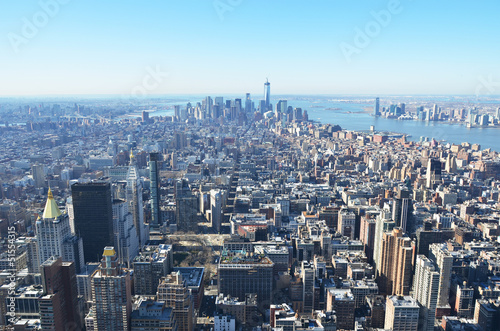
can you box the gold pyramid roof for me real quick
[42,188,62,219]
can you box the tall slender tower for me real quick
[127,150,148,246]
[149,153,161,228]
[85,247,132,331]
[374,97,380,116]
[264,79,271,111]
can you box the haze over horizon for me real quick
[2,0,500,96]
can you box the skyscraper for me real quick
[149,153,162,228]
[245,93,252,113]
[39,257,81,330]
[264,79,271,111]
[85,247,132,331]
[429,243,453,312]
[72,182,114,263]
[112,199,139,264]
[32,163,45,188]
[210,189,222,233]
[301,261,315,313]
[426,158,442,189]
[374,97,380,116]
[412,255,439,331]
[378,228,414,296]
[36,188,85,273]
[392,189,411,232]
[175,179,199,232]
[127,151,149,246]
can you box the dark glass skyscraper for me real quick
[264,79,271,111]
[71,182,114,262]
[149,153,161,228]
[374,97,380,116]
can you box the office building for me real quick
[264,79,271,111]
[211,189,223,233]
[374,97,380,116]
[339,208,356,239]
[301,261,315,313]
[36,188,85,273]
[112,199,140,264]
[72,182,114,263]
[127,151,149,246]
[426,158,442,189]
[32,163,45,188]
[429,243,453,311]
[218,252,274,307]
[157,272,194,331]
[385,296,419,331]
[39,257,81,330]
[149,153,162,228]
[392,189,411,232]
[175,179,199,232]
[85,247,132,331]
[412,255,439,331]
[245,93,252,113]
[133,244,173,295]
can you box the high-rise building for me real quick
[245,93,252,113]
[175,179,199,232]
[133,244,173,295]
[301,261,315,313]
[264,79,271,111]
[378,228,414,296]
[412,255,439,331]
[85,247,132,331]
[36,188,85,273]
[211,189,222,233]
[157,272,194,331]
[374,98,380,116]
[385,296,419,331]
[426,158,442,189]
[429,243,453,311]
[373,210,395,275]
[392,189,411,232]
[39,257,81,330]
[112,199,139,264]
[339,208,356,239]
[149,153,162,228]
[218,252,274,307]
[72,182,114,263]
[32,163,45,188]
[127,151,149,246]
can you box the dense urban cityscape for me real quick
[0,79,500,331]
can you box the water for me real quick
[146,96,500,152]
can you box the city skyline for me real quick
[1,1,500,96]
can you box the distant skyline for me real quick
[1,1,500,96]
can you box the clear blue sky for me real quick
[1,0,500,96]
